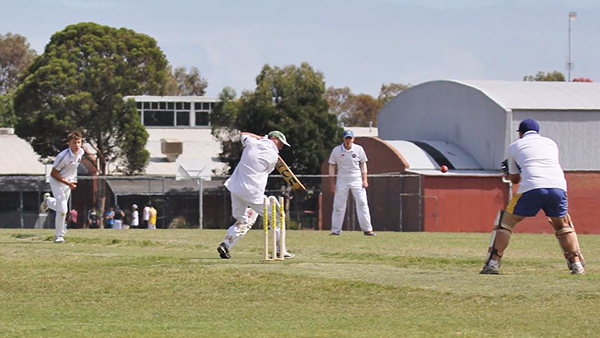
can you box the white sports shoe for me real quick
[276,251,295,259]
[571,262,585,275]
[54,236,65,243]
[40,193,50,212]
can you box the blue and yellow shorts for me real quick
[506,188,568,217]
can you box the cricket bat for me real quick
[275,156,307,192]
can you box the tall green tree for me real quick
[325,86,382,127]
[165,65,208,96]
[13,22,169,174]
[523,71,565,82]
[0,32,37,127]
[211,63,342,178]
[343,94,381,127]
[378,82,409,105]
[0,32,37,95]
[0,93,15,127]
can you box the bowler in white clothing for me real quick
[328,130,376,236]
[217,131,295,259]
[40,131,84,243]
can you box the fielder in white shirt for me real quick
[328,130,376,236]
[481,118,585,275]
[40,131,85,243]
[217,131,295,259]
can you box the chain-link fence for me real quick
[0,173,425,231]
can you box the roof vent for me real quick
[0,128,14,135]
[160,138,183,162]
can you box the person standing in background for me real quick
[68,208,78,228]
[104,206,115,229]
[131,204,139,229]
[113,205,125,229]
[142,204,150,229]
[148,205,157,229]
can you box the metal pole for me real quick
[568,11,577,81]
[19,191,24,229]
[198,178,203,229]
[568,15,571,81]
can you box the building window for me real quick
[144,111,174,126]
[176,111,190,126]
[136,102,142,110]
[159,102,166,110]
[151,102,159,110]
[176,102,183,110]
[196,111,209,126]
[167,102,174,110]
[183,102,191,110]
[143,102,150,109]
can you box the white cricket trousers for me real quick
[331,178,373,234]
[222,193,282,250]
[47,178,71,238]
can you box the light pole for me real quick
[567,11,577,81]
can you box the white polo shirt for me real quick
[507,131,567,193]
[52,147,84,182]
[329,143,368,181]
[225,135,279,204]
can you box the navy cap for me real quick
[343,130,354,138]
[517,118,540,133]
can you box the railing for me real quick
[0,173,431,231]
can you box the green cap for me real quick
[268,131,290,147]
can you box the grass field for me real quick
[0,229,599,337]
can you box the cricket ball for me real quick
[440,165,448,173]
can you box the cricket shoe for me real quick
[571,262,585,275]
[217,242,230,259]
[329,232,340,236]
[363,231,377,236]
[40,193,50,212]
[480,264,500,275]
[54,236,65,243]
[276,251,295,259]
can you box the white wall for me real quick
[512,110,600,170]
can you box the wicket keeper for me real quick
[481,118,585,275]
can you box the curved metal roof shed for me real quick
[379,80,600,170]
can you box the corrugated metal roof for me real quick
[0,134,46,175]
[453,80,600,111]
[385,140,481,170]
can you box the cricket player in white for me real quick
[217,131,294,259]
[40,132,84,243]
[329,130,376,236]
[481,118,585,275]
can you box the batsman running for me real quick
[481,118,585,275]
[217,131,295,259]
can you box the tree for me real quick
[324,86,353,124]
[324,86,381,127]
[0,94,16,127]
[378,82,409,105]
[211,63,342,179]
[343,94,382,127]
[523,71,565,82]
[165,65,208,96]
[0,32,37,95]
[13,22,168,174]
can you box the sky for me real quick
[1,0,599,97]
